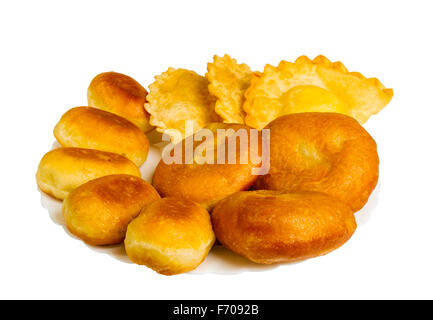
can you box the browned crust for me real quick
[212,190,357,264]
[87,72,153,132]
[125,197,215,275]
[152,123,262,209]
[54,107,149,166]
[63,174,160,245]
[254,112,379,212]
[36,147,141,200]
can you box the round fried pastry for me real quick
[87,71,153,132]
[152,123,263,209]
[255,112,379,211]
[125,197,215,275]
[36,147,141,200]
[212,190,357,264]
[54,107,149,166]
[63,174,160,245]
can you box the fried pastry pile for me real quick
[144,54,392,137]
[36,55,393,275]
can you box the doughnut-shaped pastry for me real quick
[63,174,160,245]
[125,197,215,275]
[255,113,379,211]
[87,72,153,132]
[36,147,141,200]
[212,190,356,264]
[152,123,263,209]
[54,107,149,166]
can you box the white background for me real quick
[1,0,432,299]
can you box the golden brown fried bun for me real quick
[54,107,149,166]
[87,72,153,132]
[36,147,141,200]
[63,174,160,246]
[152,123,263,209]
[125,197,215,275]
[255,113,379,211]
[212,190,356,264]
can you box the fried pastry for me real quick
[145,68,220,143]
[63,174,160,245]
[125,197,215,275]
[244,55,393,129]
[152,123,263,210]
[212,190,356,264]
[54,107,149,166]
[255,113,379,211]
[36,147,141,200]
[87,72,153,132]
[206,54,252,124]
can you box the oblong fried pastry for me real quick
[63,174,160,245]
[145,68,220,143]
[87,71,153,132]
[206,54,252,124]
[152,123,263,210]
[212,190,356,264]
[125,197,215,275]
[244,55,393,129]
[54,107,149,166]
[255,113,379,211]
[36,147,141,200]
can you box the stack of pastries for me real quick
[36,55,392,275]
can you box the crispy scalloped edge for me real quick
[244,55,393,128]
[145,67,175,133]
[206,54,252,124]
[145,68,218,143]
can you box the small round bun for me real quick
[54,107,149,166]
[88,72,153,132]
[125,197,215,275]
[152,123,262,209]
[63,174,160,245]
[212,190,356,264]
[36,147,141,200]
[255,112,379,211]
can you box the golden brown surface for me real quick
[54,107,149,166]
[255,112,379,212]
[206,54,252,124]
[63,174,160,246]
[212,190,356,264]
[145,68,220,143]
[244,55,393,129]
[87,72,153,132]
[36,147,141,200]
[125,197,215,275]
[152,123,262,209]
